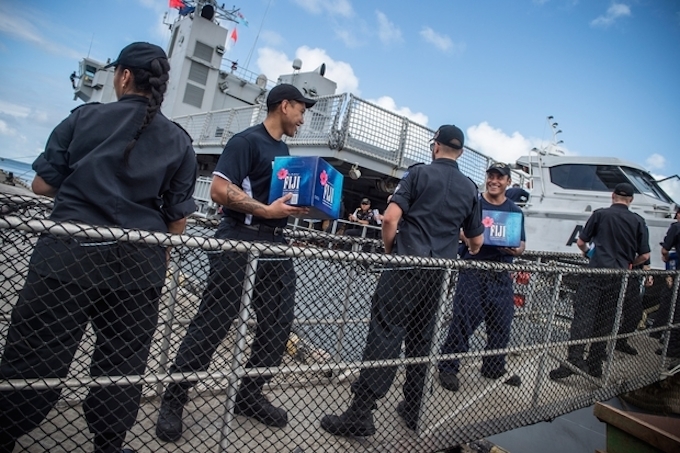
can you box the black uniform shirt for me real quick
[391,159,484,259]
[662,222,680,253]
[33,95,197,230]
[579,203,650,269]
[213,123,289,228]
[30,95,198,289]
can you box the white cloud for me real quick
[645,153,666,171]
[0,3,83,60]
[0,119,18,137]
[466,122,537,164]
[0,101,31,119]
[465,122,575,164]
[260,30,285,47]
[590,3,631,28]
[256,46,360,94]
[420,27,464,53]
[376,11,402,45]
[334,28,363,48]
[367,96,428,125]
[292,0,353,18]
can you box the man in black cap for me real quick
[438,162,526,392]
[550,182,650,380]
[321,125,484,435]
[345,197,379,250]
[156,84,315,441]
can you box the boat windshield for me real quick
[621,166,674,204]
[549,163,674,204]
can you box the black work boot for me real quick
[396,400,419,431]
[156,384,189,442]
[234,387,288,428]
[320,397,376,437]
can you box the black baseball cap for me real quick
[266,84,317,109]
[433,125,464,150]
[613,182,635,197]
[104,42,167,70]
[486,162,511,177]
[361,198,371,204]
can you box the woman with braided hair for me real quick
[0,43,197,453]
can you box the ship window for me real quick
[183,83,204,108]
[193,41,214,63]
[550,164,628,192]
[188,61,209,85]
[621,167,673,203]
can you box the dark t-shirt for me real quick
[213,123,289,228]
[463,197,525,263]
[579,203,650,269]
[662,222,680,253]
[391,159,483,259]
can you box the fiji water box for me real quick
[268,156,344,219]
[481,209,523,248]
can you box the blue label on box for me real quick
[482,209,522,248]
[269,156,344,219]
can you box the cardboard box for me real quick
[269,156,344,219]
[481,209,523,248]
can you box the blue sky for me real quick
[1,0,679,199]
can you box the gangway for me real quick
[1,192,679,452]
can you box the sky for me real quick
[1,0,679,199]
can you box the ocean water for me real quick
[0,158,35,186]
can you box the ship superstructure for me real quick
[70,0,677,268]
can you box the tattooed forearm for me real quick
[224,183,269,218]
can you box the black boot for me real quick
[234,386,288,428]
[396,400,419,431]
[320,397,376,437]
[156,384,189,442]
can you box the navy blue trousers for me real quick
[439,269,515,376]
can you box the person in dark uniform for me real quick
[438,162,526,392]
[550,183,650,380]
[155,84,314,442]
[657,208,680,357]
[0,42,197,453]
[505,183,529,204]
[320,124,484,435]
[344,198,379,250]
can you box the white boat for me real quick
[71,0,677,268]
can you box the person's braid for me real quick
[122,58,170,164]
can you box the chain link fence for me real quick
[1,193,679,452]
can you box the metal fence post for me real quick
[531,272,563,408]
[602,273,629,384]
[219,250,260,452]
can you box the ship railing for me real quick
[173,93,496,185]
[1,195,679,453]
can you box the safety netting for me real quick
[1,193,678,453]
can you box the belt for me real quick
[239,223,284,236]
